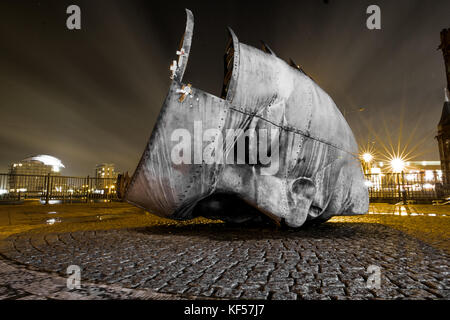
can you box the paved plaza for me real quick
[0,202,448,300]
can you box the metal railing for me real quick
[0,173,118,203]
[1,171,449,205]
[365,171,450,203]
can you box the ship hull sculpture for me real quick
[120,9,369,227]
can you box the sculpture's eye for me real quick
[291,177,316,200]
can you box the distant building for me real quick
[8,155,64,192]
[436,91,450,181]
[369,161,441,174]
[407,161,441,171]
[437,28,450,184]
[95,163,118,189]
[366,161,444,195]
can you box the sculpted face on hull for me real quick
[122,9,369,227]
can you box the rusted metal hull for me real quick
[123,9,368,227]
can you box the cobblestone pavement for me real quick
[0,203,448,300]
[0,258,184,300]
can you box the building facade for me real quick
[8,155,64,193]
[95,163,118,190]
[436,28,450,184]
[368,161,441,174]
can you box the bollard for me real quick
[45,173,51,205]
[401,171,407,205]
[86,175,90,203]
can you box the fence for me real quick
[0,173,118,203]
[1,171,449,205]
[365,171,450,203]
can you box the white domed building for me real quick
[8,155,65,193]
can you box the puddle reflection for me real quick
[46,218,61,225]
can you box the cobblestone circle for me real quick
[0,222,448,300]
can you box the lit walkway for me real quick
[0,203,448,299]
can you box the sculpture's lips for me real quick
[172,196,204,220]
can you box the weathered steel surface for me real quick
[123,9,368,227]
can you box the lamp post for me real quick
[361,152,373,175]
[390,158,405,173]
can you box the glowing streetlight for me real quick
[390,157,405,173]
[362,153,373,163]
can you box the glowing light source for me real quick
[370,167,381,174]
[46,218,61,225]
[364,180,373,187]
[23,155,65,171]
[425,170,434,181]
[362,153,373,163]
[390,158,405,173]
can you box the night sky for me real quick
[0,0,449,176]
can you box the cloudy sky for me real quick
[0,0,449,176]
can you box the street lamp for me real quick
[362,153,373,163]
[360,152,374,175]
[390,157,405,173]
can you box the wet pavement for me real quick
[0,202,448,300]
